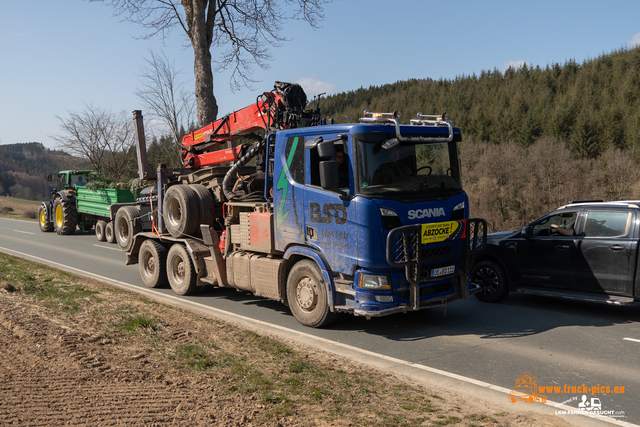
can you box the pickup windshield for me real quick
[354,133,462,199]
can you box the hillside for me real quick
[0,143,90,200]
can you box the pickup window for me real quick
[583,211,630,237]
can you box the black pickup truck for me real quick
[471,201,640,306]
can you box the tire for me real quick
[105,221,116,244]
[115,206,142,251]
[190,184,215,229]
[139,240,169,288]
[286,260,339,328]
[53,198,78,235]
[95,220,107,241]
[472,260,510,303]
[166,243,198,295]
[163,185,200,238]
[38,204,53,232]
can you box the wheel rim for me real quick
[167,198,181,228]
[170,255,185,285]
[55,204,64,228]
[476,267,499,295]
[296,276,318,312]
[117,217,129,242]
[142,250,155,279]
[39,210,46,227]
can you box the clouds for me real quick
[501,60,530,72]
[295,77,339,98]
[628,31,640,48]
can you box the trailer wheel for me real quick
[115,206,142,251]
[167,243,198,295]
[190,184,215,228]
[53,198,78,235]
[287,260,339,328]
[38,205,53,232]
[105,221,116,243]
[139,240,169,288]
[95,220,107,241]
[164,185,200,238]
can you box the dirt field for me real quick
[0,250,575,427]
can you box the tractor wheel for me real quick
[115,206,142,251]
[163,185,200,238]
[95,220,107,241]
[139,240,168,288]
[53,198,78,235]
[286,260,339,328]
[38,204,53,232]
[166,243,198,295]
[105,221,116,244]
[190,184,215,229]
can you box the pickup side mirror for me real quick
[521,226,532,238]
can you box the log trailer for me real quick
[121,81,487,327]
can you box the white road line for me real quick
[93,244,122,252]
[623,338,640,343]
[0,244,637,427]
[13,230,35,235]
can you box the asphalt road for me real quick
[2,217,639,425]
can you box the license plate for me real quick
[431,265,455,277]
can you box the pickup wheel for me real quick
[38,205,53,232]
[287,260,339,328]
[166,243,198,295]
[472,260,509,303]
[105,221,116,243]
[139,240,168,288]
[115,206,142,251]
[53,198,78,235]
[95,220,107,241]
[164,185,200,238]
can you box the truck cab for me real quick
[266,112,485,318]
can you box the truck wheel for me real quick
[472,260,509,303]
[105,221,116,243]
[287,260,339,328]
[53,198,78,235]
[190,184,215,228]
[166,243,198,295]
[95,220,107,241]
[164,185,200,238]
[38,205,53,232]
[115,206,142,251]
[139,240,168,288]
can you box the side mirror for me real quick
[319,160,339,190]
[47,174,52,182]
[521,226,532,238]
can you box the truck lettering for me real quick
[310,202,348,225]
[408,207,446,220]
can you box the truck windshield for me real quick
[354,133,462,199]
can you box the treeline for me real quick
[321,46,640,159]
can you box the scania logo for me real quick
[407,207,446,220]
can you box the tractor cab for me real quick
[47,170,94,192]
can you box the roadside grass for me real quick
[0,197,40,221]
[0,251,511,426]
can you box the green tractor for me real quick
[39,170,95,235]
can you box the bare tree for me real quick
[91,0,329,126]
[52,105,136,180]
[135,50,194,166]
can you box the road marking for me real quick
[623,338,640,343]
[93,244,122,252]
[14,230,35,235]
[0,244,637,427]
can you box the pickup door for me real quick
[574,209,637,296]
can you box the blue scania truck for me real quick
[123,82,486,327]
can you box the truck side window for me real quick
[286,136,305,184]
[583,211,630,237]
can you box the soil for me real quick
[0,263,571,426]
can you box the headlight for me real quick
[358,274,391,290]
[379,208,398,217]
[453,201,465,211]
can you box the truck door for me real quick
[574,209,636,295]
[516,211,578,290]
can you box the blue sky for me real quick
[2,0,640,149]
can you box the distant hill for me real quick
[319,46,640,158]
[0,142,90,200]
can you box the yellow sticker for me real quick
[421,221,460,244]
[194,133,203,140]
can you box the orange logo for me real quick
[509,372,548,404]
